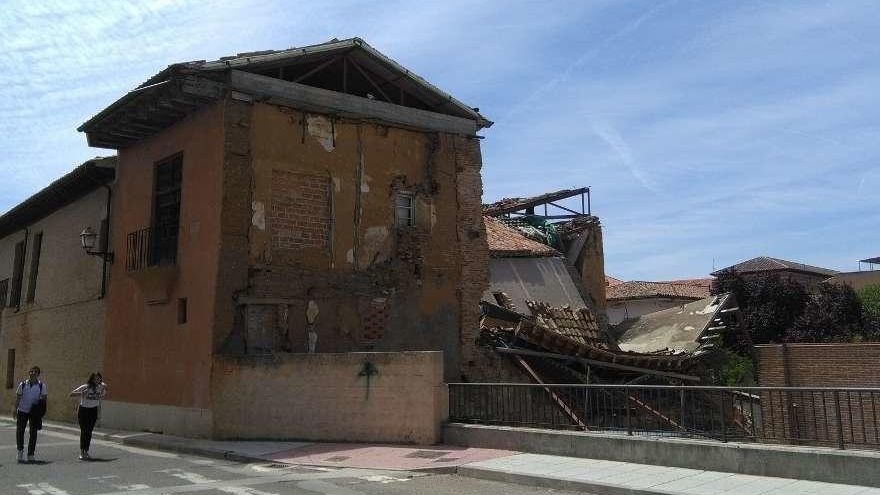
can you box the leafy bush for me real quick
[714,270,878,344]
[859,284,880,317]
[704,349,756,386]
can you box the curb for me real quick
[4,419,455,473]
[457,465,667,495]
[1,419,273,466]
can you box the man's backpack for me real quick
[21,381,47,422]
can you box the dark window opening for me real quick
[177,298,188,325]
[152,154,183,266]
[9,241,25,308]
[5,349,14,389]
[0,279,8,309]
[26,232,42,303]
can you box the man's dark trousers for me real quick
[16,411,38,456]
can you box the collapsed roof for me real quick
[481,298,707,381]
[615,294,737,354]
[79,38,492,149]
[484,216,558,258]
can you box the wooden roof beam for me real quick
[228,70,478,135]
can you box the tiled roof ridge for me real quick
[607,279,711,302]
[713,256,838,276]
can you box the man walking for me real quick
[13,366,47,463]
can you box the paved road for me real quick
[0,424,587,494]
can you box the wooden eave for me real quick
[78,76,227,149]
[80,38,491,149]
[0,158,116,238]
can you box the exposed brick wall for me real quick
[756,343,880,388]
[270,170,331,251]
[453,135,491,382]
[212,98,254,353]
[756,344,880,448]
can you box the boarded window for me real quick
[26,232,42,303]
[245,305,278,353]
[8,241,25,308]
[152,154,183,265]
[270,170,331,251]
[395,192,415,227]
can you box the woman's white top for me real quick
[72,383,106,408]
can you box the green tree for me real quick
[787,283,864,342]
[859,284,880,317]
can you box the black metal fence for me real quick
[448,383,880,450]
[126,225,178,271]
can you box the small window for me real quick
[395,192,415,227]
[5,349,14,389]
[26,232,42,303]
[9,241,25,308]
[0,279,8,309]
[177,298,188,325]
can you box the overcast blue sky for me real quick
[1,0,878,281]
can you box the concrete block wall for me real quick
[211,351,447,444]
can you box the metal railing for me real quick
[125,225,178,271]
[448,383,880,450]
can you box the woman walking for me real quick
[69,373,106,460]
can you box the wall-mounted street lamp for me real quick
[80,227,114,263]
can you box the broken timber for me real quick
[494,347,700,382]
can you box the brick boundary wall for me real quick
[756,343,880,388]
[756,343,880,449]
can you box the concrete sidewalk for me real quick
[462,453,880,495]
[0,418,514,472]
[12,418,880,494]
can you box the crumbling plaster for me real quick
[214,101,487,381]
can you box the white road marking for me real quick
[157,468,218,484]
[358,474,412,484]
[217,487,280,495]
[296,480,363,495]
[16,483,71,495]
[89,475,150,491]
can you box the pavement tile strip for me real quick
[8,419,880,495]
[463,453,880,495]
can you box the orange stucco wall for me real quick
[105,102,225,409]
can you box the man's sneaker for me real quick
[78,450,85,460]
[16,450,23,463]
[27,454,35,463]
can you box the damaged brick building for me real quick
[477,189,741,388]
[75,38,491,436]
